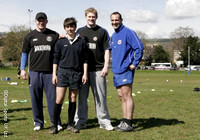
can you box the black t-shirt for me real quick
[77,25,110,71]
[22,28,59,72]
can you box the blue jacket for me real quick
[111,24,144,74]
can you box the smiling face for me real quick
[65,25,76,37]
[35,18,48,32]
[85,12,97,28]
[110,14,122,30]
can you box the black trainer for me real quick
[66,125,79,133]
[114,121,124,130]
[116,122,134,132]
[50,126,58,134]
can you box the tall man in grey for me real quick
[75,7,113,131]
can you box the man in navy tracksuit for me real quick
[110,12,144,132]
[20,12,61,131]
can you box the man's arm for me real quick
[52,64,58,85]
[82,63,88,84]
[128,31,144,68]
[101,49,110,77]
[20,53,28,80]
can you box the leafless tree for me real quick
[170,26,194,51]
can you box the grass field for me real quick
[0,67,200,140]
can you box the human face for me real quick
[110,14,122,30]
[85,12,97,28]
[35,18,48,32]
[65,25,76,37]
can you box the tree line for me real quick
[0,25,29,66]
[0,25,199,67]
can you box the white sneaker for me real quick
[57,124,63,131]
[34,126,42,131]
[100,124,114,131]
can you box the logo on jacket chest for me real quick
[118,40,122,45]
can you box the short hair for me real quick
[85,7,98,18]
[63,17,77,29]
[110,11,123,20]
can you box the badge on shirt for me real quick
[118,40,122,45]
[46,36,52,42]
[93,36,98,41]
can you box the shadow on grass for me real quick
[111,117,185,131]
[87,118,99,129]
[0,107,32,114]
[44,118,100,130]
[45,118,102,130]
[0,107,30,124]
[0,118,27,124]
[0,132,14,136]
[134,117,185,131]
[7,107,32,113]
[43,117,184,131]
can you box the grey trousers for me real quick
[75,71,111,127]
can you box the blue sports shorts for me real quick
[113,70,135,87]
[57,67,83,89]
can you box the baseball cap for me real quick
[35,12,47,20]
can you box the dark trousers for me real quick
[29,71,61,127]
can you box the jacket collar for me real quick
[115,24,124,33]
[66,33,79,45]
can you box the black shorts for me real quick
[57,67,83,89]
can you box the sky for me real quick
[0,0,200,39]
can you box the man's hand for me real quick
[20,70,27,80]
[59,34,66,38]
[101,66,109,77]
[129,64,136,71]
[82,74,88,85]
[52,74,57,85]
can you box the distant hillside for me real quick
[147,38,173,44]
[146,38,173,48]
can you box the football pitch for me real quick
[0,67,200,140]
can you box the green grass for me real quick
[1,67,200,140]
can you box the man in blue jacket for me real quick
[110,12,144,132]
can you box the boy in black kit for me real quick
[50,17,88,134]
